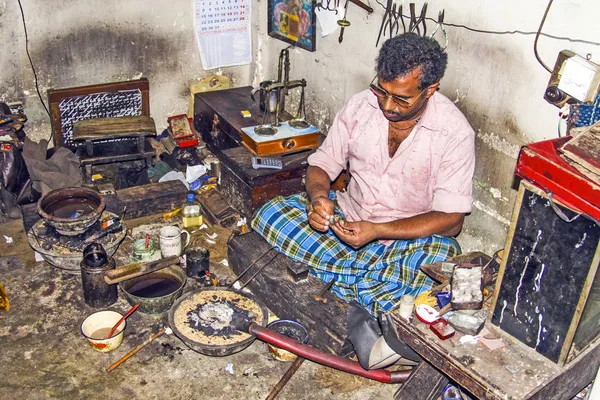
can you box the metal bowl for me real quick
[119,265,187,314]
[37,187,105,236]
[168,288,268,357]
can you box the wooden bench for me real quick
[73,116,157,179]
[228,231,600,399]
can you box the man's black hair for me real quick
[376,33,448,89]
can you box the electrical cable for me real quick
[17,0,53,128]
[371,1,600,47]
[534,0,554,73]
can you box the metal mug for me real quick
[160,226,190,257]
[251,80,280,113]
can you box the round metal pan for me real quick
[168,287,268,357]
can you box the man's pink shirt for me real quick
[307,90,476,231]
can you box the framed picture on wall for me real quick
[268,0,316,52]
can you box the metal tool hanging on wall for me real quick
[375,2,448,49]
[316,0,339,14]
[337,0,373,44]
[429,10,448,50]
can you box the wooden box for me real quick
[194,87,349,218]
[490,180,600,365]
[194,86,319,156]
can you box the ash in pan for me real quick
[187,298,256,338]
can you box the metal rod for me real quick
[228,247,275,289]
[265,357,306,400]
[239,252,279,290]
[348,0,373,13]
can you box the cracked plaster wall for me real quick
[257,0,600,253]
[2,0,598,253]
[0,0,258,141]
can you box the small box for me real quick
[240,110,251,118]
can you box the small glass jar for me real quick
[398,294,415,320]
[132,238,158,262]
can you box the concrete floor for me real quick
[0,214,399,400]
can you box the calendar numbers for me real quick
[197,0,249,33]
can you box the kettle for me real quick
[251,80,281,113]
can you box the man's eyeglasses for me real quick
[369,80,426,109]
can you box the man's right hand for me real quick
[307,196,335,232]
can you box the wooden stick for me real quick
[107,326,168,372]
[265,357,306,400]
[104,256,179,285]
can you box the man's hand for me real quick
[330,220,378,249]
[307,196,335,232]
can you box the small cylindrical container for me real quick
[398,294,415,320]
[186,247,210,279]
[80,243,118,308]
[132,238,158,262]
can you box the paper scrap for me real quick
[232,281,242,290]
[3,235,13,244]
[159,171,189,189]
[315,7,340,37]
[459,335,480,345]
[225,363,234,375]
[186,164,207,183]
[236,217,247,227]
[479,327,506,351]
[205,232,218,240]
[205,239,216,245]
[220,259,229,267]
[34,252,45,262]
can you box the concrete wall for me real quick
[0,0,257,140]
[255,0,600,253]
[2,0,598,252]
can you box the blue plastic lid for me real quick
[187,193,195,201]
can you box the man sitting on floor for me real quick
[252,33,475,316]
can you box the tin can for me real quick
[80,243,118,308]
[185,247,210,279]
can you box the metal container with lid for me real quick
[80,243,118,308]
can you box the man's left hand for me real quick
[330,220,378,249]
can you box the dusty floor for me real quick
[0,214,400,400]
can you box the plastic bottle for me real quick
[398,294,415,320]
[182,193,203,231]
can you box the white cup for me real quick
[160,226,190,257]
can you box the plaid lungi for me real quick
[251,191,461,315]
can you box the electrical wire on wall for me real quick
[17,0,53,136]
[534,0,554,73]
[372,0,600,47]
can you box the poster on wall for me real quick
[268,0,316,52]
[193,0,252,70]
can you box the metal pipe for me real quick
[249,323,413,384]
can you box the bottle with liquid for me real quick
[182,193,203,231]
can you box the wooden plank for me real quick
[228,231,349,354]
[560,122,600,178]
[20,181,188,231]
[393,314,563,399]
[527,335,600,399]
[394,361,448,400]
[73,116,157,140]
